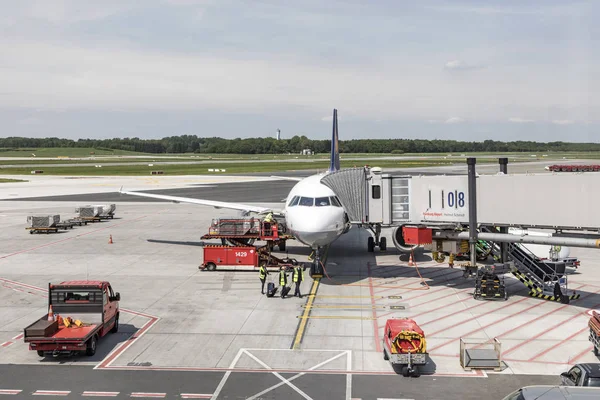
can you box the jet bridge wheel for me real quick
[368,237,375,252]
[380,237,387,251]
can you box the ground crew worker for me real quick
[279,266,288,298]
[293,265,304,298]
[259,263,269,294]
[264,212,274,223]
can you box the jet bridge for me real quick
[320,163,600,252]
[320,160,600,302]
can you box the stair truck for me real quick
[589,311,600,356]
[382,318,428,377]
[23,281,120,357]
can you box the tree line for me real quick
[1,136,599,154]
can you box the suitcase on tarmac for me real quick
[281,286,291,297]
[266,282,277,297]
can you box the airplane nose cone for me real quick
[286,208,344,247]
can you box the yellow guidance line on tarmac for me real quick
[301,305,386,310]
[292,278,320,350]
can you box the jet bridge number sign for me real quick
[419,177,469,223]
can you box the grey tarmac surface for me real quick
[1,161,598,400]
[2,180,298,203]
[0,365,560,399]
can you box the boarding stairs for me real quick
[479,226,580,303]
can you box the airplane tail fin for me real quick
[329,109,340,172]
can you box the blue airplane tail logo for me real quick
[329,109,340,172]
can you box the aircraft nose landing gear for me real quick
[310,247,324,278]
[367,223,386,252]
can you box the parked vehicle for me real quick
[561,364,600,387]
[24,281,120,357]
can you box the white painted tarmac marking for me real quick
[180,395,212,399]
[0,389,22,395]
[244,350,350,400]
[82,392,119,397]
[210,348,245,400]
[130,393,166,398]
[242,351,313,400]
[346,350,352,400]
[33,391,71,396]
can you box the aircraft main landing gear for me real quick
[367,223,386,252]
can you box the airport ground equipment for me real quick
[546,164,600,172]
[76,204,116,220]
[24,281,120,358]
[589,311,600,357]
[382,318,428,377]
[459,337,502,371]
[473,265,508,300]
[200,217,298,271]
[203,217,291,251]
[26,215,60,233]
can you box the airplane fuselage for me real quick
[282,174,348,249]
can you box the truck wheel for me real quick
[383,349,389,361]
[111,315,119,333]
[37,350,45,357]
[206,263,216,271]
[86,336,97,356]
[278,241,286,251]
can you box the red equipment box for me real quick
[203,246,259,269]
[402,226,432,245]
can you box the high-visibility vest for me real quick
[293,267,303,283]
[279,271,287,285]
[259,265,267,280]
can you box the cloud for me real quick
[508,117,535,123]
[552,119,575,125]
[445,117,464,124]
[444,60,484,71]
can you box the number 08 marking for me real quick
[447,191,466,208]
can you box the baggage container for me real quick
[27,215,60,228]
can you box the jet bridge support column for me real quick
[467,158,478,273]
[498,158,509,263]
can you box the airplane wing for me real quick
[270,175,303,182]
[119,189,282,216]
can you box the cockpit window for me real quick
[288,196,300,207]
[315,197,330,207]
[330,196,342,207]
[298,197,314,206]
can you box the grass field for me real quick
[0,178,27,183]
[0,148,150,157]
[0,157,515,176]
[3,147,600,160]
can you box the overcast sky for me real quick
[0,0,598,141]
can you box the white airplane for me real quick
[119,109,351,271]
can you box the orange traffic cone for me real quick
[408,252,415,267]
[47,305,54,321]
[108,235,113,244]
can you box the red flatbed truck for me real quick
[23,281,120,357]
